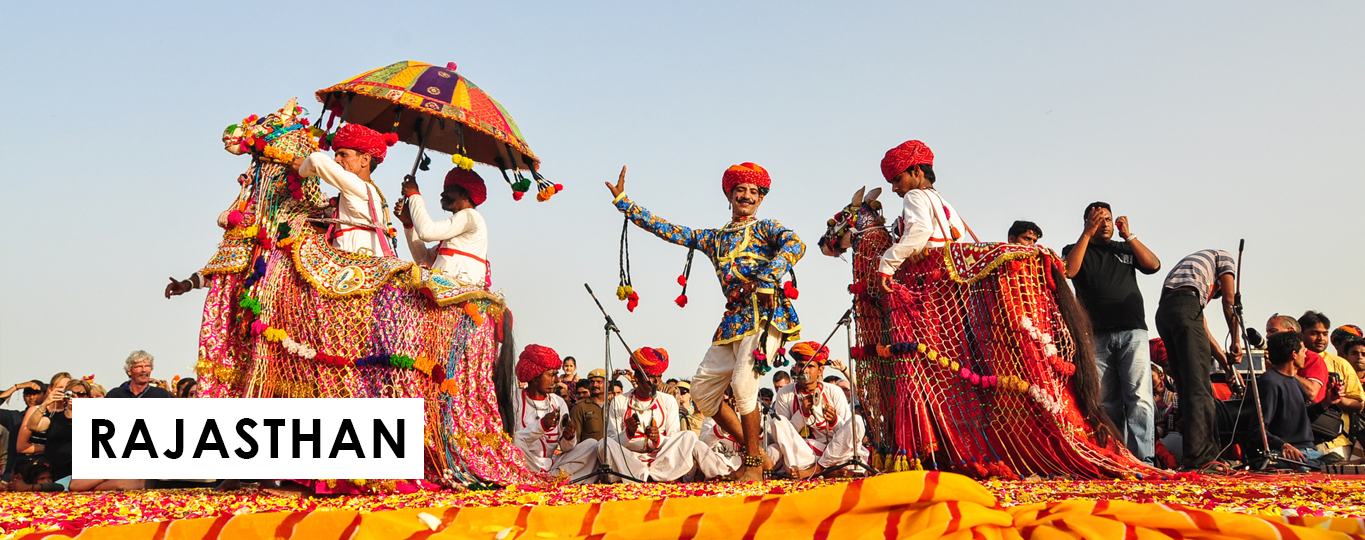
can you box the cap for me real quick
[588,368,607,379]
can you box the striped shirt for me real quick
[1162,249,1235,306]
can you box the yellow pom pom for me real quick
[917,343,928,353]
[938,357,950,368]
[926,350,938,361]
[616,286,628,301]
[950,361,960,371]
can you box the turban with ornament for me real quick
[445,168,487,207]
[332,124,399,164]
[631,347,670,377]
[517,344,563,383]
[721,163,772,196]
[880,140,934,183]
[789,341,830,366]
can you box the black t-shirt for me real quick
[44,413,72,480]
[1257,368,1312,449]
[1062,240,1151,331]
[106,382,172,398]
[0,408,25,475]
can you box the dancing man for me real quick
[768,342,867,478]
[396,167,490,288]
[875,140,969,293]
[511,345,599,479]
[603,347,708,482]
[606,163,804,482]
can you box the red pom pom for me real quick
[628,291,639,301]
[783,281,799,300]
[383,132,399,146]
[850,282,868,296]
[300,118,310,127]
[512,191,524,201]
[446,62,458,71]
[626,297,639,312]
[318,138,330,151]
[553,183,564,192]
[675,294,688,308]
[677,275,687,286]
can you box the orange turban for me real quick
[721,163,771,196]
[789,341,829,366]
[631,347,670,377]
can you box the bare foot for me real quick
[734,465,763,482]
[793,464,824,480]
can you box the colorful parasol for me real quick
[316,61,558,201]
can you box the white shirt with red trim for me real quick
[879,188,967,276]
[402,194,488,286]
[606,391,680,454]
[300,152,390,257]
[773,381,851,447]
[511,389,574,472]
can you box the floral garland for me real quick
[851,341,1031,394]
[1018,317,1076,377]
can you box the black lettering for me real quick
[92,419,116,458]
[264,419,285,458]
[329,419,365,459]
[235,419,259,459]
[193,419,229,459]
[163,419,184,459]
[293,418,321,459]
[374,419,403,459]
[122,419,157,458]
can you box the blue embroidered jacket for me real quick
[615,195,804,345]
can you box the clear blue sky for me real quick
[2,2,1362,398]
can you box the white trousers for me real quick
[602,431,705,483]
[545,441,601,482]
[768,415,867,472]
[693,323,784,417]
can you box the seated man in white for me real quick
[511,344,598,480]
[396,167,490,288]
[291,124,400,257]
[603,347,707,482]
[769,341,868,478]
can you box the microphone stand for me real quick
[572,284,644,484]
[1230,240,1310,471]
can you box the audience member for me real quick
[1331,325,1364,358]
[1299,312,1364,463]
[27,379,73,486]
[6,460,56,492]
[87,382,106,399]
[672,381,703,434]
[17,375,68,473]
[772,370,792,391]
[1258,332,1323,469]
[569,369,607,444]
[574,379,591,403]
[559,356,579,389]
[608,380,624,402]
[1,381,43,480]
[175,378,199,399]
[107,351,172,398]
[1343,338,1365,380]
[1154,248,1239,470]
[759,388,775,410]
[1063,201,1161,464]
[1267,315,1328,402]
[1007,220,1043,245]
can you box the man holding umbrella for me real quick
[396,168,490,288]
[605,163,805,482]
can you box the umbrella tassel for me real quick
[495,157,525,201]
[450,123,473,170]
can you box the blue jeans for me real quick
[1092,329,1155,463]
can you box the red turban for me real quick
[517,344,562,383]
[332,124,399,164]
[445,168,487,207]
[880,140,934,183]
[1149,338,1168,367]
[721,163,771,196]
[631,347,670,377]
[789,341,829,366]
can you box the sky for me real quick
[2,2,1362,402]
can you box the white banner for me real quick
[73,399,423,480]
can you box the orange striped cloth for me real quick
[20,471,1365,539]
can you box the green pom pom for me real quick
[512,178,531,193]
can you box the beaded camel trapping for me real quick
[192,100,542,488]
[820,189,1155,479]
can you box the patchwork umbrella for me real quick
[315,61,557,201]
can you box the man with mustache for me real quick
[606,163,805,482]
[396,167,490,288]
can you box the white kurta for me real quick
[696,417,781,479]
[402,194,489,287]
[770,382,867,471]
[299,152,390,257]
[603,392,703,482]
[511,390,598,478]
[878,188,967,276]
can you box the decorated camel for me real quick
[190,100,540,489]
[818,188,1156,479]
